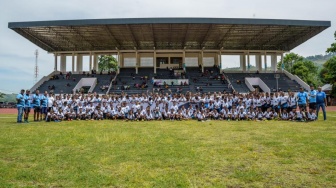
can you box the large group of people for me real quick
[16,85,328,123]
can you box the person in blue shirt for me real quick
[23,90,31,123]
[40,91,49,121]
[297,87,308,110]
[33,90,41,121]
[16,89,25,123]
[316,86,327,121]
[308,85,317,112]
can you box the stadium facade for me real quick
[8,18,331,94]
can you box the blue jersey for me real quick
[33,94,41,107]
[309,90,317,103]
[40,95,48,107]
[297,92,308,105]
[24,94,31,108]
[316,91,326,104]
[16,93,25,107]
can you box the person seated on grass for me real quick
[127,110,136,121]
[256,107,264,121]
[280,109,289,121]
[306,108,317,121]
[294,108,306,122]
[152,109,162,121]
[238,108,247,121]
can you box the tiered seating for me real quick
[36,74,84,94]
[257,73,301,92]
[91,74,115,94]
[225,73,252,93]
[225,73,302,93]
[187,67,232,93]
[109,68,153,94]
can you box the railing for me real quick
[106,74,118,94]
[30,71,59,92]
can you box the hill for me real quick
[305,52,336,67]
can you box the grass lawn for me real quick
[0,113,335,187]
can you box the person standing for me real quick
[297,87,308,110]
[308,85,317,112]
[316,86,327,121]
[16,89,25,123]
[40,91,49,121]
[33,90,41,121]
[23,90,31,123]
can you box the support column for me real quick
[182,50,185,72]
[76,54,83,73]
[264,52,267,72]
[247,51,250,72]
[219,51,222,70]
[72,53,75,73]
[255,54,262,72]
[201,51,204,72]
[240,54,246,72]
[271,54,277,72]
[281,53,284,72]
[135,51,138,74]
[93,54,98,72]
[60,55,66,73]
[154,50,157,74]
[117,51,120,74]
[89,52,92,72]
[54,53,58,71]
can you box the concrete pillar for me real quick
[201,51,204,72]
[154,51,157,74]
[219,51,222,70]
[264,52,267,72]
[89,52,92,71]
[60,55,66,73]
[135,51,138,74]
[281,53,284,72]
[76,54,83,73]
[247,52,250,72]
[93,54,98,71]
[54,53,58,71]
[117,51,120,74]
[182,50,185,72]
[256,54,262,72]
[240,54,246,72]
[271,54,277,72]
[72,53,75,73]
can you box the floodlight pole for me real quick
[34,49,39,84]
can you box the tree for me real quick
[326,31,336,53]
[320,56,336,84]
[0,92,4,99]
[98,55,118,72]
[277,53,304,73]
[291,61,318,86]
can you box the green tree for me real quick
[0,92,4,99]
[277,53,304,73]
[98,55,118,72]
[291,60,319,87]
[320,56,336,84]
[326,31,336,53]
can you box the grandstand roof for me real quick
[8,17,330,52]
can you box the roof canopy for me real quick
[8,17,330,52]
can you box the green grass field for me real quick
[0,113,335,187]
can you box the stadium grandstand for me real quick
[8,18,331,94]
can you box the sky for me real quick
[0,0,335,94]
